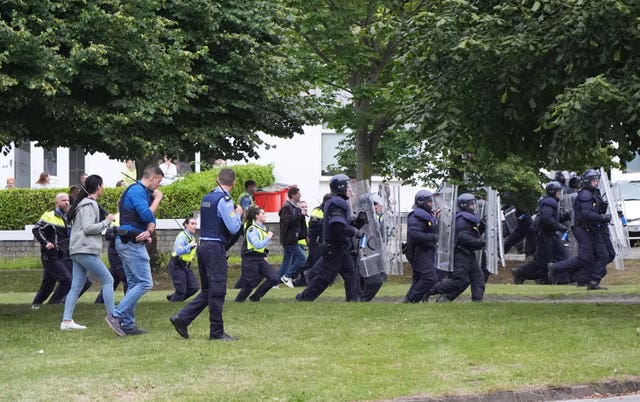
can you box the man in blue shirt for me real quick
[170,168,243,341]
[105,165,164,336]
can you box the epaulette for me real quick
[223,195,231,201]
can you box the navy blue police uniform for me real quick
[172,188,241,339]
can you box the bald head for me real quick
[54,193,70,213]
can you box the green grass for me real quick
[2,278,640,401]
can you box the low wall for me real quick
[0,215,283,259]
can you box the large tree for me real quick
[0,0,310,161]
[391,0,640,184]
[283,0,426,180]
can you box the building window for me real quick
[14,143,30,188]
[69,148,85,185]
[321,131,346,175]
[43,149,57,176]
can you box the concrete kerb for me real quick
[385,378,640,402]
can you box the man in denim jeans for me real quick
[105,165,163,336]
[277,187,307,288]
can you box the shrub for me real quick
[0,164,274,229]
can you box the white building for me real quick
[0,126,425,211]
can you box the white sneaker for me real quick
[280,276,294,289]
[31,304,41,310]
[60,320,87,331]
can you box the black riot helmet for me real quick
[555,171,566,184]
[329,174,350,196]
[568,175,581,189]
[456,193,476,212]
[414,190,434,211]
[545,181,563,199]
[582,169,600,188]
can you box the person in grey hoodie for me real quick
[60,175,123,335]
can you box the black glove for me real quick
[356,229,367,239]
[353,210,368,229]
[600,202,609,214]
[601,213,612,223]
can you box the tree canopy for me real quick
[0,0,310,161]
[392,0,640,183]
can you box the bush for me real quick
[0,164,274,229]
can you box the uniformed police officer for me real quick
[170,168,243,341]
[428,193,486,302]
[403,190,438,303]
[512,182,569,284]
[548,169,611,289]
[296,174,363,302]
[166,217,200,302]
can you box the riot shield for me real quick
[350,181,387,278]
[482,187,504,274]
[377,181,404,275]
[559,192,578,258]
[435,183,457,272]
[598,168,630,270]
[503,206,518,234]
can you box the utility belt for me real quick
[576,224,604,233]
[243,250,268,258]
[117,229,144,244]
[171,256,191,268]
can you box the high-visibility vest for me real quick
[171,231,197,262]
[246,224,268,254]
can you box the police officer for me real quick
[428,193,486,302]
[354,193,386,302]
[548,169,611,289]
[296,174,363,302]
[170,168,243,341]
[294,194,331,287]
[235,205,279,302]
[512,182,569,284]
[403,190,438,303]
[31,193,73,309]
[166,217,200,302]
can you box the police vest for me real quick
[171,231,197,262]
[246,224,268,255]
[199,190,232,242]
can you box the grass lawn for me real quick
[1,260,640,401]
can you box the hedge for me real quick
[0,164,274,230]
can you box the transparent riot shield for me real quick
[435,183,457,272]
[559,192,578,258]
[377,181,404,275]
[503,206,518,235]
[598,168,630,270]
[350,181,387,277]
[482,187,504,274]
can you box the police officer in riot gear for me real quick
[512,181,569,284]
[429,193,486,302]
[548,169,611,289]
[403,190,438,303]
[296,174,362,301]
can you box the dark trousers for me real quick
[235,255,279,302]
[517,233,567,282]
[434,250,485,301]
[175,241,228,338]
[32,255,72,305]
[167,257,200,302]
[298,243,356,301]
[557,227,609,285]
[405,249,437,302]
[95,245,127,303]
